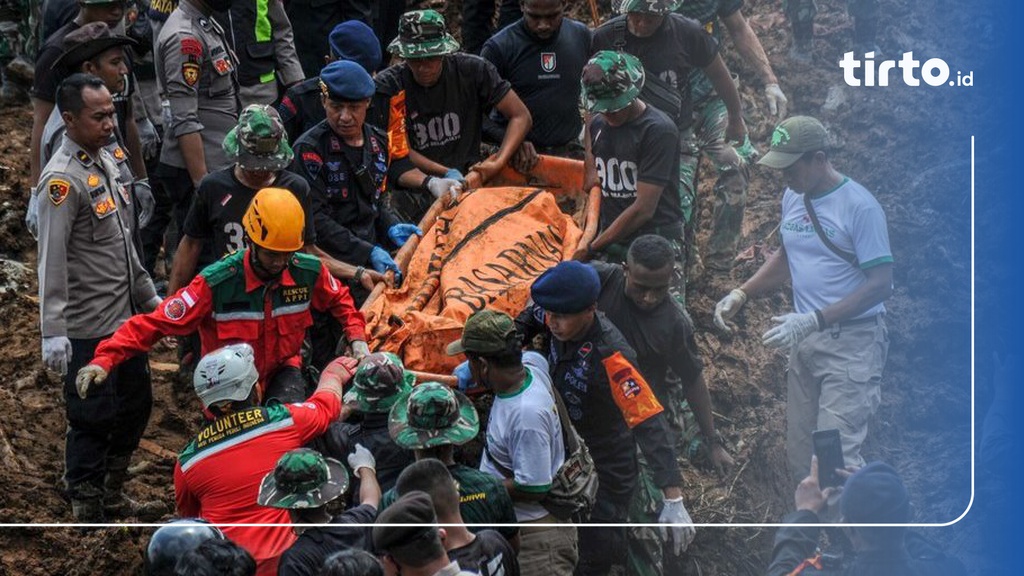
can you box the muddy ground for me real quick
[0,0,984,574]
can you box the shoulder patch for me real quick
[182,61,200,86]
[180,37,202,57]
[200,250,246,286]
[302,151,323,178]
[164,297,189,321]
[47,179,71,206]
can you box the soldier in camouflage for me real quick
[388,381,480,450]
[0,0,33,104]
[785,0,881,62]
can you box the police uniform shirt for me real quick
[37,138,156,340]
[374,53,511,171]
[480,17,592,148]
[592,261,702,396]
[677,0,744,103]
[590,105,684,243]
[277,76,326,144]
[591,13,719,128]
[289,120,404,266]
[182,166,316,267]
[156,1,238,171]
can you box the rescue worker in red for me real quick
[75,187,369,405]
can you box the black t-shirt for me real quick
[277,77,326,144]
[480,17,592,148]
[32,20,81,102]
[374,53,511,170]
[447,529,521,576]
[590,105,683,242]
[182,167,315,267]
[322,413,414,502]
[591,13,719,126]
[277,504,377,576]
[592,261,703,397]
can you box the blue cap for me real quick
[319,60,375,102]
[531,261,601,314]
[329,20,382,74]
[840,462,910,523]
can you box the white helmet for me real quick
[193,344,259,408]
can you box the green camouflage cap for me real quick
[758,116,830,169]
[223,104,294,172]
[618,0,685,14]
[343,352,416,413]
[446,310,518,356]
[388,382,479,449]
[257,448,350,509]
[388,10,460,59]
[581,50,645,113]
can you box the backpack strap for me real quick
[803,194,859,267]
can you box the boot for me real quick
[69,483,106,523]
[104,454,168,521]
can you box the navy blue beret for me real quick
[841,462,910,523]
[531,261,601,314]
[329,20,382,73]
[320,60,375,102]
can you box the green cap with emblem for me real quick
[446,310,518,356]
[387,10,460,59]
[257,448,350,509]
[758,116,830,169]
[388,382,479,449]
[223,104,294,171]
[344,351,416,413]
[581,50,645,114]
[618,0,684,14]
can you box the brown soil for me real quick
[0,1,979,574]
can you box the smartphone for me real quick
[812,428,845,488]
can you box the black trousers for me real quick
[461,0,522,54]
[142,164,194,277]
[264,365,309,405]
[64,337,153,497]
[576,490,632,576]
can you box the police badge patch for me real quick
[182,62,200,87]
[541,52,556,72]
[48,179,70,206]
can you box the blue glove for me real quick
[369,246,401,279]
[454,360,476,392]
[444,168,464,181]
[388,223,423,248]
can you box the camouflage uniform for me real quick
[0,0,34,103]
[256,448,351,509]
[785,0,880,52]
[343,351,415,414]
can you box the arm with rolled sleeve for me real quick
[160,31,208,180]
[36,175,79,338]
[269,0,304,86]
[311,263,367,342]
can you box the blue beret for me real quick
[329,20,382,74]
[320,60,375,101]
[531,262,601,314]
[840,462,910,523]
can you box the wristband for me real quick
[814,309,826,330]
[420,175,434,191]
[354,266,365,283]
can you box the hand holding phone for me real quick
[812,429,846,489]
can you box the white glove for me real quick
[42,336,72,376]
[136,116,161,161]
[25,192,39,240]
[658,497,696,555]
[350,340,371,360]
[427,176,464,202]
[762,312,820,349]
[713,288,748,333]
[75,364,109,398]
[347,443,376,477]
[764,83,789,118]
[134,179,156,229]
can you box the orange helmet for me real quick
[243,188,305,252]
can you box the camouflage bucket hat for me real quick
[257,448,350,509]
[388,381,480,449]
[388,10,460,59]
[581,50,645,114]
[618,0,684,14]
[343,352,416,413]
[223,104,294,171]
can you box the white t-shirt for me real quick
[780,177,893,318]
[480,351,565,521]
